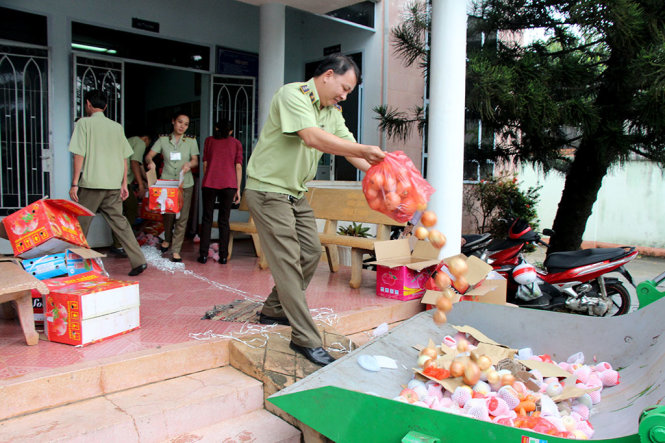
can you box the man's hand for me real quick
[137,183,146,199]
[362,145,386,165]
[146,161,156,171]
[70,186,79,202]
[233,189,241,204]
[121,185,129,201]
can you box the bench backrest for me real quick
[307,187,405,226]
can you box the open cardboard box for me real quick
[421,254,507,306]
[0,199,94,259]
[146,168,183,214]
[368,239,441,300]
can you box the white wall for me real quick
[519,160,665,249]
[286,8,382,147]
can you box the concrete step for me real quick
[166,409,301,443]
[0,367,264,443]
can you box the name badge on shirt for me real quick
[170,152,182,161]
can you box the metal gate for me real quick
[73,54,123,124]
[0,44,50,215]
[211,75,256,187]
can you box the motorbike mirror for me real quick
[542,228,555,237]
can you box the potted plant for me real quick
[336,222,371,266]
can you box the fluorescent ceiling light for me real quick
[71,43,117,54]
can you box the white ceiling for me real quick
[235,0,372,15]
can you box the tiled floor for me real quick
[0,238,406,380]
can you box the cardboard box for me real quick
[138,197,163,221]
[147,168,183,214]
[421,271,507,307]
[0,199,94,259]
[32,293,45,327]
[37,271,140,346]
[21,248,107,280]
[369,239,441,300]
[441,254,494,291]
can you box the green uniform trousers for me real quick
[162,186,194,254]
[245,189,323,348]
[77,187,146,269]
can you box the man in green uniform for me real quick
[69,89,147,276]
[110,134,151,256]
[245,54,385,366]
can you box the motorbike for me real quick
[461,233,493,259]
[481,219,637,316]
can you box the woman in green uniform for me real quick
[145,112,199,262]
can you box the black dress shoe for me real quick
[159,243,169,253]
[258,313,290,326]
[128,263,147,276]
[289,342,335,366]
[197,255,208,264]
[219,257,227,264]
[171,256,182,263]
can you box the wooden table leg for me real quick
[14,291,39,346]
[349,248,364,289]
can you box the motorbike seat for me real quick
[462,233,491,248]
[544,247,630,272]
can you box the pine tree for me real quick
[380,0,665,252]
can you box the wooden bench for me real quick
[227,195,268,269]
[0,259,49,346]
[308,187,405,288]
[227,187,404,289]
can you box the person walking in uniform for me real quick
[68,89,147,277]
[197,120,243,264]
[245,53,385,366]
[145,112,199,262]
[110,133,151,256]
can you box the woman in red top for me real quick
[197,120,243,264]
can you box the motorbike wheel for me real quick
[603,281,631,316]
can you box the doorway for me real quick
[123,63,203,237]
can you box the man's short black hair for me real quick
[312,53,362,85]
[84,89,107,109]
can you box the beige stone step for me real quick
[0,367,263,443]
[166,409,301,443]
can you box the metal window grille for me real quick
[0,45,50,215]
[211,75,256,190]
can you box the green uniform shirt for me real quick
[126,136,147,184]
[150,134,199,188]
[68,111,133,189]
[245,78,355,198]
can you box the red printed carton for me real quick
[368,239,441,300]
[1,199,94,259]
[138,197,163,222]
[37,272,140,346]
[147,168,183,214]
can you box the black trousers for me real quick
[199,187,236,258]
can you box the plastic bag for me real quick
[362,151,435,223]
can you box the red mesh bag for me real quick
[362,151,435,223]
